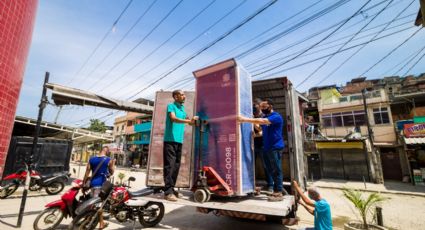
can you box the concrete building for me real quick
[112,112,152,167]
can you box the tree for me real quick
[342,188,388,229]
[87,119,107,133]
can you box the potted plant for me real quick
[342,188,388,230]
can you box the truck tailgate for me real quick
[138,190,295,217]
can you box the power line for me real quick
[110,0,248,99]
[126,0,278,101]
[208,0,325,64]
[67,0,134,85]
[97,0,217,92]
[296,0,394,88]
[248,15,413,73]
[132,0,356,98]
[394,43,425,75]
[173,8,414,92]
[86,0,184,91]
[360,27,423,76]
[235,0,352,60]
[403,49,425,76]
[252,26,415,79]
[316,0,416,86]
[253,0,373,78]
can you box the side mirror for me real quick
[128,176,136,182]
[73,168,76,174]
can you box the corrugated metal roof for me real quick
[404,137,425,145]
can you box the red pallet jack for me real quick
[192,119,234,203]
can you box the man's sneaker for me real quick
[268,193,283,202]
[164,194,178,202]
[174,191,183,198]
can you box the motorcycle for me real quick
[0,166,70,199]
[33,179,90,230]
[69,177,164,230]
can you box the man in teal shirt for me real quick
[293,181,333,230]
[163,90,197,201]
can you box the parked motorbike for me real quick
[33,179,90,230]
[0,166,70,199]
[69,177,164,230]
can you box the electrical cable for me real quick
[97,0,217,92]
[126,0,278,100]
[315,0,416,86]
[296,0,394,88]
[85,0,184,90]
[67,0,134,85]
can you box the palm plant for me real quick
[342,188,387,229]
[118,172,126,185]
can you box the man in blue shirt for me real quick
[293,180,333,230]
[239,98,285,202]
[163,90,197,202]
[83,146,115,229]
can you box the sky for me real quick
[17,0,424,127]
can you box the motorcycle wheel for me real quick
[33,207,64,230]
[68,210,99,230]
[0,183,19,199]
[138,202,164,228]
[45,181,65,195]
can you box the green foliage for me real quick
[342,188,387,229]
[118,172,126,185]
[88,119,107,133]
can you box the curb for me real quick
[315,185,425,197]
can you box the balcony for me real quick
[320,89,389,111]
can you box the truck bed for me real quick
[138,190,295,217]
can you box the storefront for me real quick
[316,140,372,182]
[403,123,425,186]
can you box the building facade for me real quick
[307,75,425,183]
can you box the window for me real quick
[342,111,355,126]
[322,114,332,127]
[353,110,366,126]
[332,112,343,127]
[373,107,390,124]
[322,110,366,128]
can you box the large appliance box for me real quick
[193,59,254,196]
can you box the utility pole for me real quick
[17,72,49,227]
[362,89,383,184]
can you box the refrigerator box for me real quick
[193,59,254,196]
[146,91,195,188]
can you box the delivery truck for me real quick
[143,59,307,224]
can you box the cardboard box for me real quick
[193,59,254,196]
[146,91,195,188]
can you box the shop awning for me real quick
[316,141,364,149]
[404,137,425,145]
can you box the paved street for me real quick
[1,165,425,230]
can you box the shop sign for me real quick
[404,123,425,137]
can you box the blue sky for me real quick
[18,0,424,126]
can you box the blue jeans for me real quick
[255,148,273,189]
[264,149,283,192]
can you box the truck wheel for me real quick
[0,183,19,199]
[138,202,164,228]
[45,182,64,195]
[194,189,208,203]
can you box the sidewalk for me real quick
[310,179,425,197]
